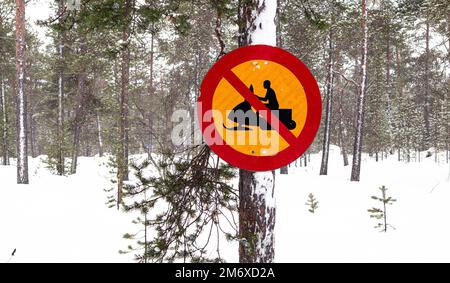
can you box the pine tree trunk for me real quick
[338,89,348,166]
[238,0,276,263]
[275,0,282,47]
[422,8,433,153]
[117,0,132,208]
[350,0,368,182]
[28,81,35,158]
[56,0,65,176]
[339,131,348,166]
[239,170,275,262]
[1,76,9,165]
[385,24,393,147]
[15,0,28,184]
[395,44,403,98]
[96,112,103,157]
[320,27,334,175]
[70,44,87,175]
[147,29,155,156]
[423,11,431,150]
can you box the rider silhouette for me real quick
[258,80,279,110]
[224,80,294,131]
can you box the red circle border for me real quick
[198,45,322,171]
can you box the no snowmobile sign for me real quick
[198,45,321,171]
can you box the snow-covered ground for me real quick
[1,146,450,263]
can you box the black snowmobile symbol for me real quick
[223,80,297,131]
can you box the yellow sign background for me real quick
[212,60,308,156]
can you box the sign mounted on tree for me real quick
[198,45,321,171]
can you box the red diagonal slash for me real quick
[222,69,298,146]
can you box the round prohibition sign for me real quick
[198,45,322,171]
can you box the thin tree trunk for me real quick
[350,0,368,182]
[28,80,35,158]
[320,27,334,175]
[395,44,403,98]
[423,11,431,149]
[1,77,9,165]
[147,29,155,157]
[385,24,393,148]
[85,137,91,157]
[338,129,348,166]
[117,0,132,208]
[96,112,103,157]
[446,14,450,166]
[337,89,349,166]
[395,44,402,161]
[70,44,87,174]
[238,0,276,263]
[15,0,28,184]
[56,0,65,175]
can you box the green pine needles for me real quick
[368,185,397,232]
[305,193,319,214]
[119,145,238,263]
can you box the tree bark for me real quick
[350,0,368,182]
[28,79,36,158]
[96,112,103,157]
[239,170,275,263]
[147,28,155,156]
[1,76,9,165]
[320,27,334,175]
[385,23,393,147]
[56,0,65,175]
[423,11,431,150]
[15,0,28,184]
[238,0,276,263]
[338,89,349,166]
[117,0,132,208]
[70,43,87,174]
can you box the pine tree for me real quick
[368,185,396,232]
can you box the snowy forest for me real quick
[0,0,450,264]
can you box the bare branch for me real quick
[333,70,358,87]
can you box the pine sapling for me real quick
[305,193,319,214]
[368,185,396,232]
